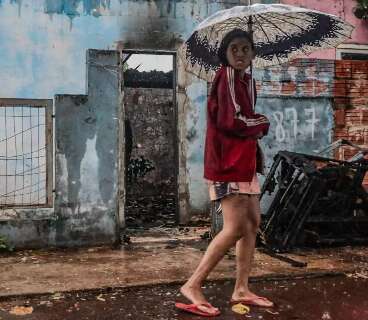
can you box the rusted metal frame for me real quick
[282,177,325,250]
[263,152,368,251]
[262,161,301,236]
[261,152,324,251]
[269,172,309,249]
[260,153,282,197]
[263,173,311,251]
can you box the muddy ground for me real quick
[0,274,367,320]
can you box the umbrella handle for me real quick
[250,61,255,111]
[248,13,254,111]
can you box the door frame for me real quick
[117,49,179,229]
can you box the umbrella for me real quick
[180,3,354,82]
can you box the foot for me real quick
[180,283,220,315]
[231,290,273,307]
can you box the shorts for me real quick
[207,174,261,201]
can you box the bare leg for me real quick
[180,194,249,314]
[232,195,273,307]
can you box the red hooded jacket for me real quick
[204,66,270,182]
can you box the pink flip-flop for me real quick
[230,296,274,307]
[175,302,221,317]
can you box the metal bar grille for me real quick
[0,99,53,208]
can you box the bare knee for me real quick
[221,194,262,239]
[244,216,260,235]
[221,226,244,243]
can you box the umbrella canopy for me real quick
[180,4,354,81]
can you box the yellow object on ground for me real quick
[231,303,250,315]
[9,306,34,315]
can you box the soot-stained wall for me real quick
[2,0,340,248]
[54,50,120,246]
[0,0,266,230]
[124,87,177,226]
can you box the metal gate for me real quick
[0,99,53,209]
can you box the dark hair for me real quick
[217,29,255,66]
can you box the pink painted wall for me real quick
[281,0,368,59]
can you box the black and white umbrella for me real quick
[180,3,354,82]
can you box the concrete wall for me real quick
[124,87,177,226]
[0,0,250,100]
[54,50,120,246]
[1,0,362,248]
[2,0,270,246]
[256,59,336,167]
[0,50,120,248]
[124,87,175,196]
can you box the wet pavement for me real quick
[0,274,367,319]
[0,227,368,298]
[1,228,368,319]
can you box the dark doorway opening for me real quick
[122,50,178,229]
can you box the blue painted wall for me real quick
[0,50,120,247]
[0,0,258,246]
[185,60,336,213]
[0,0,334,242]
[0,0,243,99]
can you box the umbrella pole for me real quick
[251,62,254,111]
[248,12,255,111]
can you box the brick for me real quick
[335,62,352,79]
[350,97,368,107]
[300,79,314,95]
[333,97,350,109]
[314,80,330,96]
[334,109,346,127]
[351,61,368,75]
[281,81,297,95]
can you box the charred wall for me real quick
[124,87,176,227]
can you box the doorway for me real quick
[122,50,178,228]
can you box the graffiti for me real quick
[127,156,155,182]
[272,106,321,142]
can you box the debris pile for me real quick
[125,194,176,227]
[260,151,368,252]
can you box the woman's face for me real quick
[225,37,255,71]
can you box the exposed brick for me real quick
[301,79,314,95]
[333,79,348,97]
[314,80,330,96]
[281,81,297,95]
[351,61,368,79]
[335,60,352,78]
[334,109,346,127]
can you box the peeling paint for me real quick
[44,0,112,17]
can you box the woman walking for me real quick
[176,29,273,317]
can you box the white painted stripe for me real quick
[226,67,269,127]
